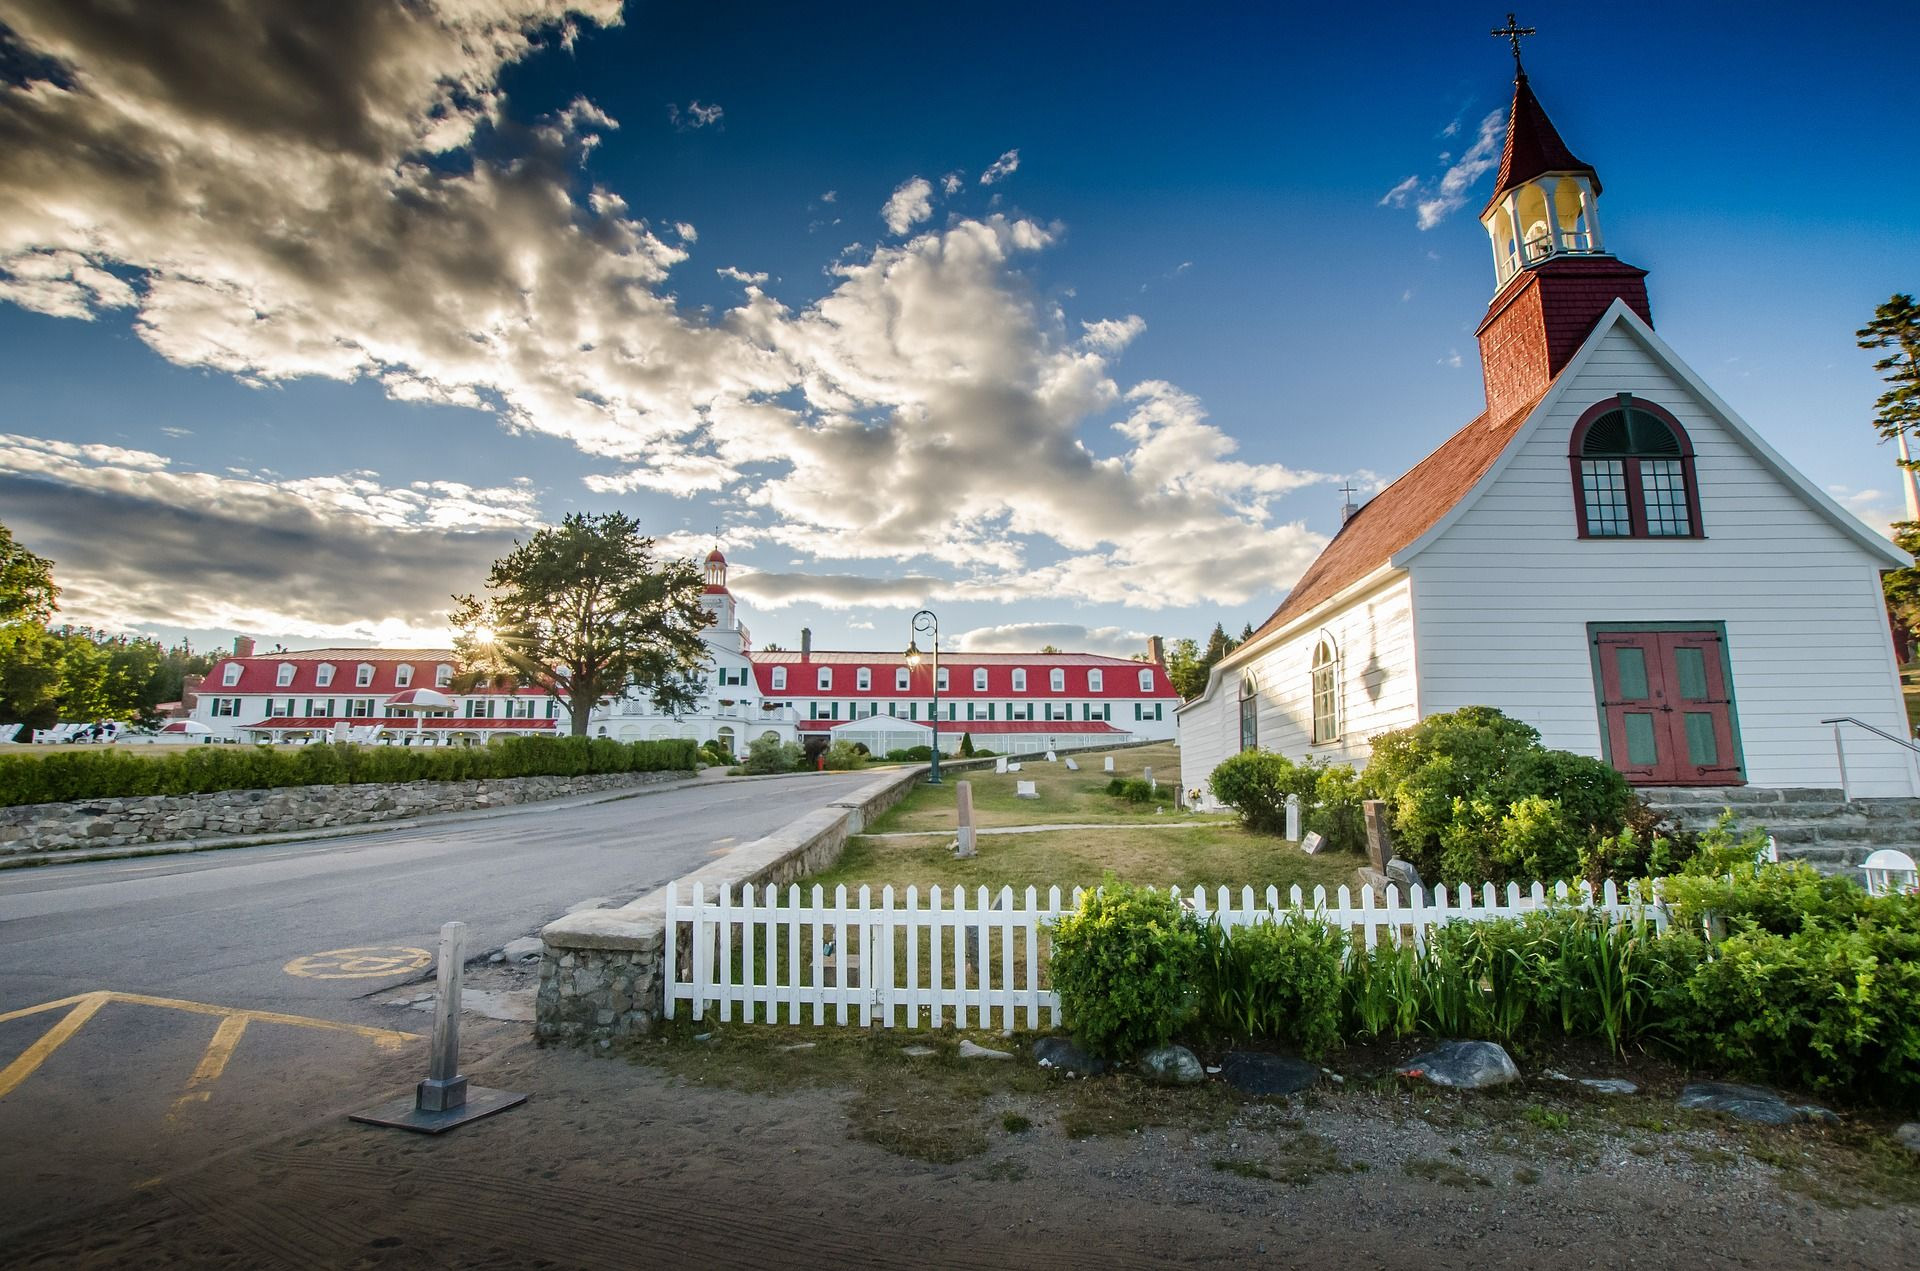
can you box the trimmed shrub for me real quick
[958,732,976,757]
[1048,882,1201,1060]
[741,736,805,775]
[1207,750,1317,836]
[1196,917,1345,1056]
[0,735,697,808]
[821,740,867,771]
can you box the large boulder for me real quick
[1220,1051,1320,1097]
[1676,1082,1837,1126]
[1396,1041,1520,1090]
[1033,1036,1107,1076]
[1896,1123,1920,1155]
[1137,1044,1204,1085]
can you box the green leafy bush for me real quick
[1362,707,1632,884]
[883,746,935,762]
[1207,750,1315,835]
[740,736,805,775]
[1196,917,1345,1055]
[958,732,976,757]
[821,740,867,771]
[0,735,696,807]
[1048,882,1201,1060]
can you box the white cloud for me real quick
[979,149,1020,185]
[673,222,697,242]
[955,622,1149,658]
[941,171,963,195]
[820,189,837,203]
[668,100,724,130]
[1438,349,1463,368]
[880,176,934,235]
[1828,483,1905,540]
[0,0,1334,634]
[1379,110,1505,230]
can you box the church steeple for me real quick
[1473,19,1653,423]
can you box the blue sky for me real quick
[1,0,1915,657]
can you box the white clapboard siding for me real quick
[664,877,1660,1026]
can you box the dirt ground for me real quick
[10,1018,1917,1270]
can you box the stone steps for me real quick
[1639,787,1920,875]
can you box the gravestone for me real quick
[954,780,977,859]
[1362,799,1394,873]
[994,755,1008,774]
[1016,780,1039,799]
[1063,756,1079,771]
[1300,831,1325,855]
[1143,765,1155,792]
[1045,749,1057,763]
[1284,792,1301,842]
[1007,762,1021,772]
[1103,756,1114,772]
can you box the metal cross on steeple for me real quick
[1491,13,1536,73]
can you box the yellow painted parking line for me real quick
[0,990,423,1105]
[167,1015,248,1123]
[0,992,110,1100]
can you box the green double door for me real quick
[1593,629,1741,786]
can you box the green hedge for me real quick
[0,735,698,807]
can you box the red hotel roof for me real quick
[240,717,556,731]
[796,719,1126,735]
[204,652,546,697]
[753,654,1175,700]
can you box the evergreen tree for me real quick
[1858,294,1920,446]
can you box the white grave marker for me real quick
[1045,749,1057,763]
[994,756,1008,774]
[1300,831,1325,855]
[1015,780,1039,799]
[1064,757,1079,771]
[1103,756,1114,772]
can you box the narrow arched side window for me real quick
[1570,398,1702,540]
[1310,637,1341,745]
[1238,671,1259,753]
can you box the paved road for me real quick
[0,769,874,1020]
[0,769,877,1234]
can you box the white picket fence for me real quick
[663,878,1663,1029]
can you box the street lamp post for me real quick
[904,608,941,785]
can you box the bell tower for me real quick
[1475,17,1653,424]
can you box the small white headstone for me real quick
[1007,762,1022,772]
[1301,831,1325,855]
[1064,757,1079,771]
[1045,749,1057,763]
[994,756,1008,774]
[1016,780,1039,799]
[1103,756,1114,772]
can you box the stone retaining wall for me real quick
[1,768,690,855]
[536,765,934,1047]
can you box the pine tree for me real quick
[1858,294,1920,446]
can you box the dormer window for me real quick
[937,667,949,692]
[895,667,910,691]
[1137,668,1153,693]
[223,662,243,687]
[315,663,334,687]
[436,664,453,688]
[856,667,871,691]
[973,668,988,692]
[817,667,832,691]
[395,664,413,688]
[771,666,787,691]
[275,662,295,687]
[1571,398,1700,540]
[1011,669,1027,691]
[1088,669,1103,692]
[356,663,374,687]
[1049,668,1064,693]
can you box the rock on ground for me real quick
[1219,1051,1320,1097]
[1136,1044,1204,1086]
[1897,1123,1920,1154]
[1676,1082,1837,1126]
[1395,1041,1520,1090]
[957,1040,1013,1061]
[502,936,543,961]
[1032,1036,1106,1076]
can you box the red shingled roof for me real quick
[753,655,1175,700]
[1483,73,1600,217]
[1239,388,1549,651]
[238,717,556,731]
[203,652,546,697]
[796,719,1126,735]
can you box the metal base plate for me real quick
[349,1086,527,1135]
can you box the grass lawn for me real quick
[805,822,1364,895]
[867,741,1227,833]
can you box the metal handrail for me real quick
[1819,716,1920,801]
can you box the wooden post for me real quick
[418,921,468,1113]
[955,780,976,859]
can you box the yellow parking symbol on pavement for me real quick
[283,946,433,980]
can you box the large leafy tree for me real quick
[1,520,57,627]
[451,512,712,737]
[1163,637,1206,700]
[1859,293,1920,446]
[1860,295,1920,648]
